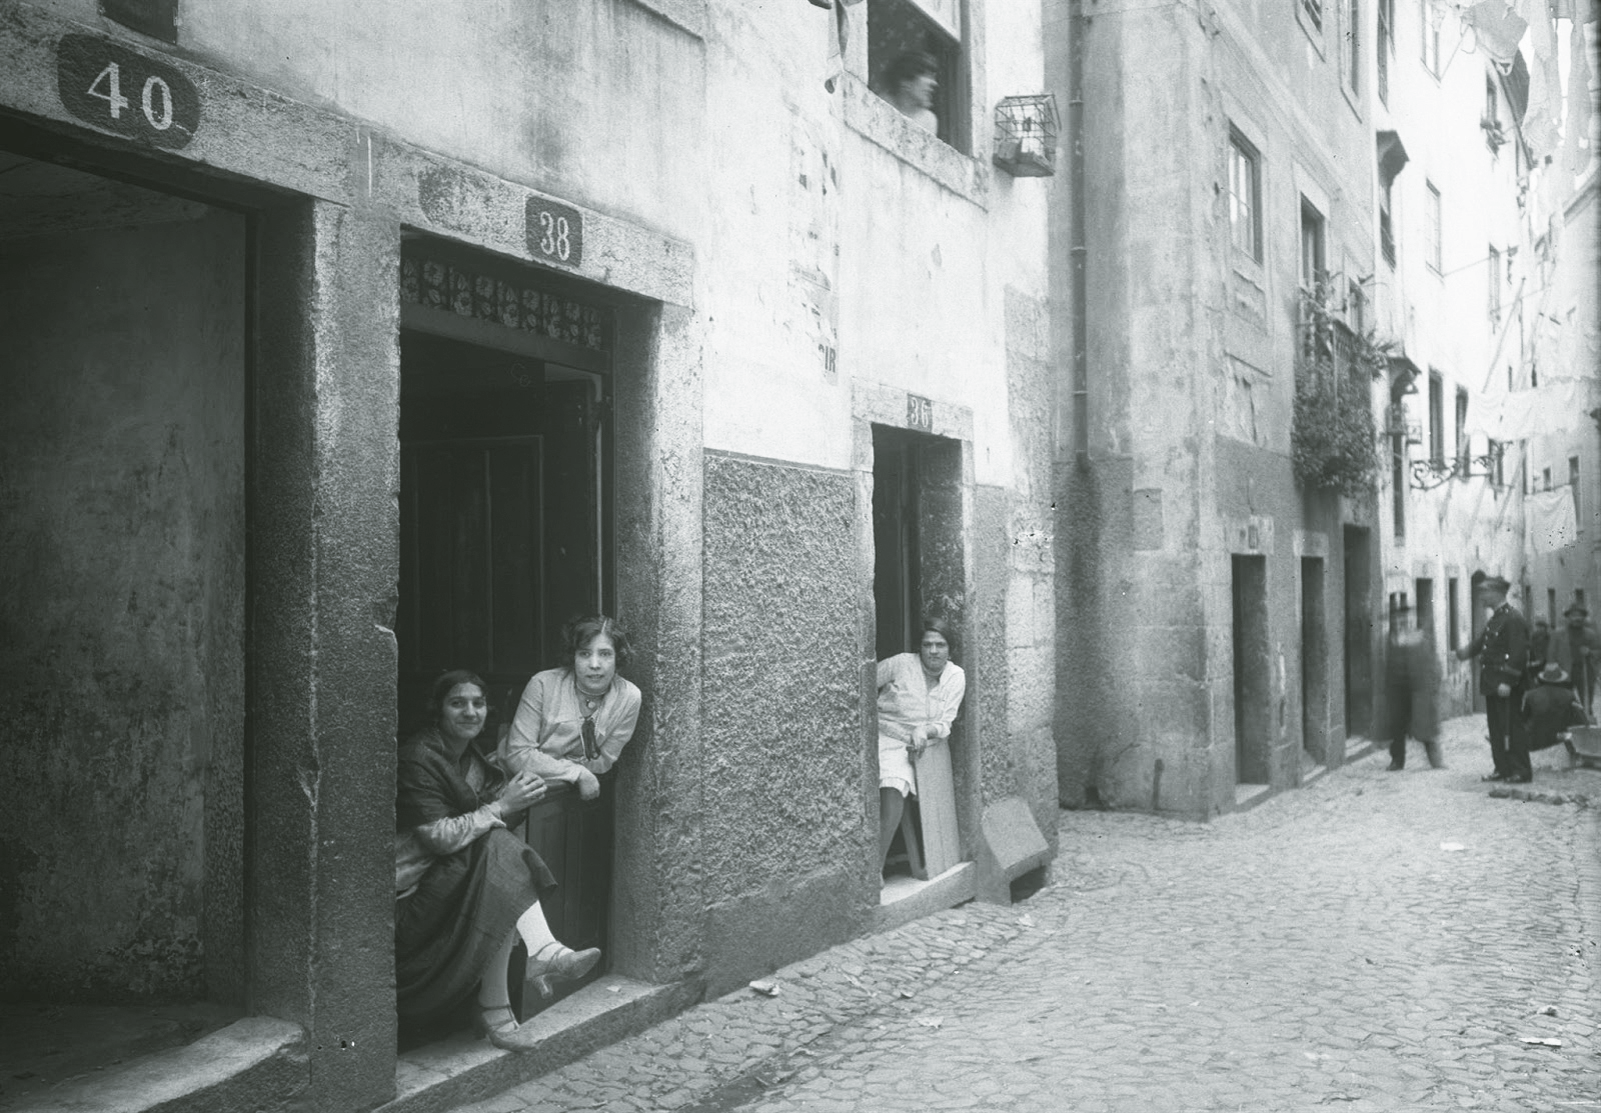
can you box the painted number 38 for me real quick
[525,198,584,268]
[57,34,200,150]
[536,210,573,261]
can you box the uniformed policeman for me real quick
[1455,575,1531,782]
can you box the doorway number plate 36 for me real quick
[526,197,584,268]
[907,393,934,432]
[57,33,199,150]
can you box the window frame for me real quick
[1300,197,1327,292]
[866,0,971,156]
[1428,370,1444,465]
[1454,386,1469,472]
[1344,0,1361,99]
[1487,245,1502,327]
[1228,127,1264,264]
[1421,0,1441,76]
[1376,0,1393,104]
[1425,180,1442,274]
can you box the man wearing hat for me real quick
[1522,662,1589,761]
[1456,575,1531,782]
[1550,602,1598,717]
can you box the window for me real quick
[1380,178,1396,267]
[1416,578,1434,639]
[1300,198,1326,290]
[1348,276,1365,335]
[867,0,966,152]
[1228,129,1262,262]
[1346,0,1361,96]
[1421,0,1441,76]
[1572,455,1582,523]
[1488,246,1502,326]
[1428,371,1444,464]
[1489,439,1505,486]
[1543,466,1553,491]
[1425,181,1442,273]
[1447,577,1460,650]
[1455,387,1469,471]
[1377,0,1393,103]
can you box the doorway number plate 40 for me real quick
[57,34,199,150]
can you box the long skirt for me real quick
[396,827,558,1023]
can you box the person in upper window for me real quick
[882,50,939,134]
[501,615,642,801]
[876,617,966,875]
[395,669,600,1050]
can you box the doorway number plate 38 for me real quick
[57,33,199,150]
[526,197,584,268]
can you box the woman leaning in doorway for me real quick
[395,669,600,1051]
[499,615,642,801]
[876,617,967,876]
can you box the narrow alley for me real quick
[443,715,1601,1113]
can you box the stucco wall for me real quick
[698,451,866,994]
[0,208,246,1003]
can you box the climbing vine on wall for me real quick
[1291,280,1393,500]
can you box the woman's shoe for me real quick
[526,944,601,1000]
[476,1004,540,1052]
[1385,761,1404,772]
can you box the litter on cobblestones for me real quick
[916,1016,943,1028]
[1440,841,1466,851]
[749,979,781,996]
[1017,913,1035,927]
[1536,1005,1558,1016]
[1517,1036,1563,1046]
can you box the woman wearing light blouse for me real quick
[500,615,642,801]
[876,617,966,875]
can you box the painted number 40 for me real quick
[57,33,200,150]
[88,63,175,130]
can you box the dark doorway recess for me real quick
[1301,557,1328,766]
[1232,555,1270,785]
[871,424,965,881]
[1343,526,1374,738]
[397,263,615,1023]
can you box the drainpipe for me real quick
[1068,0,1088,464]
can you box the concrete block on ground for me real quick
[976,795,1051,904]
[874,862,978,933]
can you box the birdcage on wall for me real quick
[993,94,1059,177]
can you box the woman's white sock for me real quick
[516,901,560,958]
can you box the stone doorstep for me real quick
[1231,782,1274,812]
[14,1016,306,1113]
[874,861,977,933]
[376,975,697,1113]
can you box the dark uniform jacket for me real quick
[1461,603,1530,692]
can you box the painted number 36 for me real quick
[536,210,573,261]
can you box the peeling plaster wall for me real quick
[0,209,246,1003]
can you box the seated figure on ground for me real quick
[395,669,600,1051]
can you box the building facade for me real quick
[1053,0,1383,816]
[0,2,1057,1110]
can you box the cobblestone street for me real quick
[449,715,1601,1113]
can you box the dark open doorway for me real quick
[871,425,964,886]
[1301,557,1328,767]
[1343,526,1374,738]
[397,244,616,1032]
[1232,555,1270,785]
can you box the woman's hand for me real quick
[906,724,930,759]
[497,770,547,814]
[575,767,601,801]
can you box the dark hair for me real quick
[425,668,488,725]
[561,615,633,671]
[917,616,955,647]
[883,50,938,90]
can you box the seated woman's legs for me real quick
[878,786,906,872]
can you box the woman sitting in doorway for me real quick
[396,670,601,1051]
[500,615,642,801]
[876,617,966,876]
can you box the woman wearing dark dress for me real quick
[395,669,600,1050]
